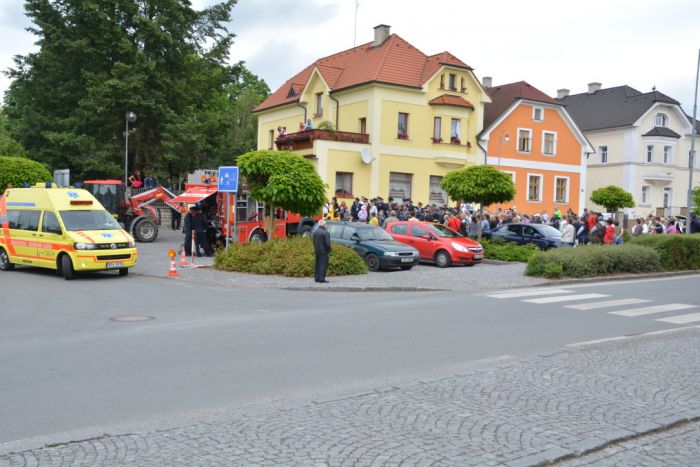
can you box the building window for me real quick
[646,145,654,163]
[663,187,672,208]
[448,73,457,91]
[460,77,466,93]
[315,92,323,117]
[533,107,543,122]
[429,175,448,206]
[527,174,542,202]
[450,118,461,144]
[641,185,651,204]
[389,172,412,203]
[439,74,445,90]
[335,172,353,198]
[432,117,442,143]
[599,145,608,163]
[554,177,569,203]
[359,117,367,134]
[518,128,532,153]
[655,112,668,127]
[397,112,409,139]
[663,145,672,164]
[268,129,275,149]
[542,131,557,155]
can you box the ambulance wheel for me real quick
[60,254,75,280]
[0,248,14,271]
[134,219,157,243]
[119,268,129,276]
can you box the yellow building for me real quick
[253,25,491,206]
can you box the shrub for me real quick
[481,237,540,262]
[0,156,52,193]
[214,236,367,277]
[526,244,662,278]
[629,234,700,271]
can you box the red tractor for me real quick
[83,180,180,242]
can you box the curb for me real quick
[539,269,700,287]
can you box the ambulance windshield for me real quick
[60,210,121,231]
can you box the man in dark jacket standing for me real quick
[312,219,331,283]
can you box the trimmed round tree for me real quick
[589,185,635,213]
[0,156,52,193]
[441,165,515,239]
[237,150,326,232]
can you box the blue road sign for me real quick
[218,166,239,193]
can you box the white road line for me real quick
[656,312,700,324]
[565,298,651,310]
[567,325,700,348]
[486,289,573,299]
[523,293,609,304]
[609,303,698,317]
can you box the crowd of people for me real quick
[321,195,700,245]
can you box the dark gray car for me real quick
[484,223,562,249]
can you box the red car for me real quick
[385,221,484,267]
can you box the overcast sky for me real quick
[1,0,699,114]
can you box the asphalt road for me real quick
[1,269,698,453]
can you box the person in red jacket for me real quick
[603,218,616,244]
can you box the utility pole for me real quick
[353,0,359,47]
[687,49,699,233]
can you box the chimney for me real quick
[587,82,602,94]
[557,88,570,99]
[482,76,492,88]
[373,24,391,47]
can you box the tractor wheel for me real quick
[299,225,313,238]
[134,218,158,243]
[60,254,75,280]
[0,248,14,271]
[249,230,267,243]
[434,250,451,268]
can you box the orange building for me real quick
[478,81,593,215]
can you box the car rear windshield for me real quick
[428,224,461,238]
[60,210,121,231]
[357,227,394,241]
[538,225,562,237]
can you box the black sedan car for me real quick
[483,223,562,249]
[321,221,420,271]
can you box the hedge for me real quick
[0,156,52,193]
[629,234,700,271]
[214,236,367,277]
[481,237,540,262]
[525,244,662,278]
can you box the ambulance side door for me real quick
[10,209,42,264]
[36,211,65,267]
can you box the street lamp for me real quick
[686,49,699,233]
[124,111,137,186]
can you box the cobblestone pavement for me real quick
[132,229,550,292]
[2,328,698,466]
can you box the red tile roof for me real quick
[254,35,474,112]
[429,94,475,110]
[483,81,559,128]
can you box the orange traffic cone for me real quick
[167,249,178,277]
[179,245,188,267]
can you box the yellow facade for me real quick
[256,65,491,206]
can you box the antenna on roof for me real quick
[353,0,359,47]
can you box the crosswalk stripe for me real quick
[486,289,573,299]
[655,312,700,324]
[523,293,609,304]
[609,303,698,317]
[565,298,651,310]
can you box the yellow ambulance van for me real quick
[0,183,138,280]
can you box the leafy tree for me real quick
[0,156,52,193]
[693,185,700,212]
[237,150,326,217]
[589,185,635,212]
[0,111,26,157]
[3,0,267,182]
[441,165,515,238]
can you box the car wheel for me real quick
[400,265,413,270]
[119,268,129,276]
[434,250,451,268]
[365,253,380,272]
[135,218,158,243]
[60,254,75,280]
[465,263,476,267]
[250,230,267,243]
[0,248,14,271]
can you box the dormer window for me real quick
[314,92,323,118]
[655,112,668,127]
[286,87,296,98]
[460,77,466,93]
[439,74,445,90]
[448,74,457,91]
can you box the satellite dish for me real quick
[360,148,373,165]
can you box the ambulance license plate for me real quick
[401,258,413,263]
[106,262,124,269]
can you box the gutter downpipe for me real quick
[296,101,307,123]
[329,94,340,130]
